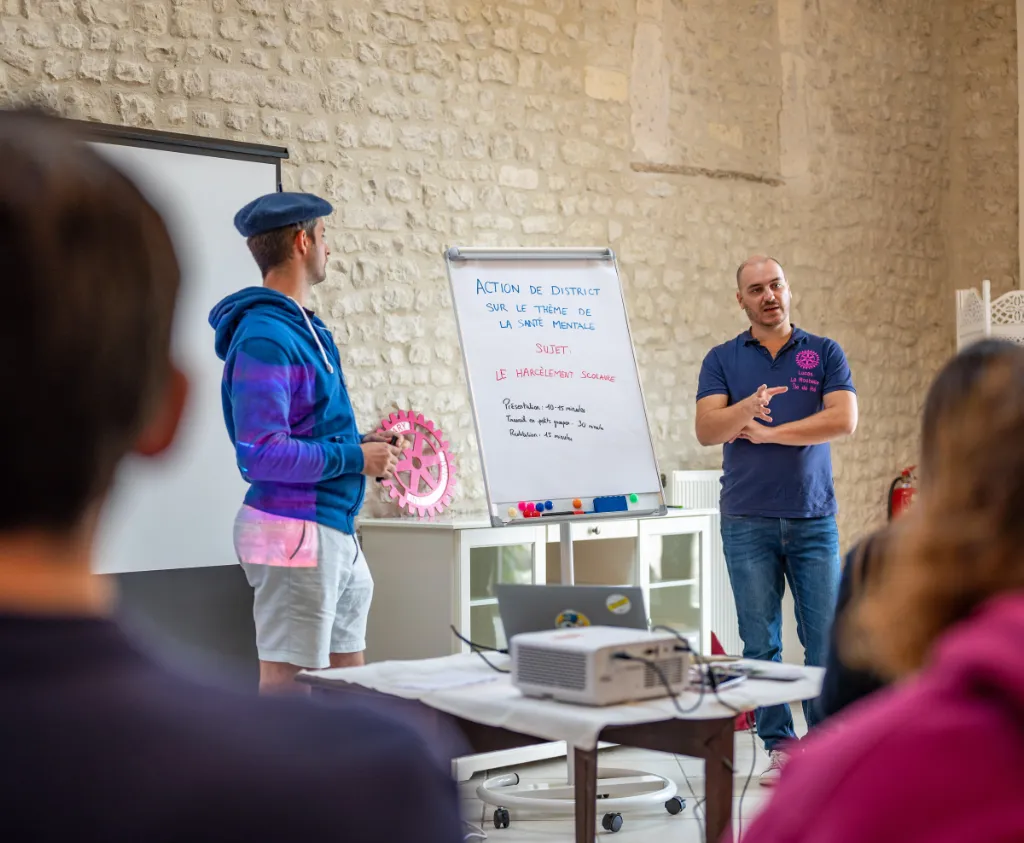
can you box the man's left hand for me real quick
[363,431,410,452]
[729,422,776,445]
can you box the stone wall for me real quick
[0,0,1016,548]
[944,0,1018,299]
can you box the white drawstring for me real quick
[288,297,334,374]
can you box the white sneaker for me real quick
[759,749,787,787]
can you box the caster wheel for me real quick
[665,796,687,815]
[601,812,623,833]
[493,808,510,829]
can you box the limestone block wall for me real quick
[0,0,1016,548]
[944,0,1018,299]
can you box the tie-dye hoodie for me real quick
[209,287,365,534]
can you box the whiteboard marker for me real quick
[375,434,401,483]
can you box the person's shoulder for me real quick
[745,682,1021,842]
[798,329,847,356]
[233,311,291,344]
[151,678,461,829]
[230,315,305,364]
[135,671,452,782]
[794,327,838,346]
[777,679,1016,811]
[703,332,748,359]
[210,684,443,761]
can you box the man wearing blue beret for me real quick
[209,191,404,694]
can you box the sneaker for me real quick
[759,749,787,787]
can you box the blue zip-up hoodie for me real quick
[209,287,366,535]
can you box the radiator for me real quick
[667,470,742,656]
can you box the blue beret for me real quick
[233,191,333,238]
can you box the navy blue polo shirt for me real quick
[697,327,856,518]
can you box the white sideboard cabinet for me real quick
[359,509,714,663]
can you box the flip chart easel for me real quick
[445,246,666,584]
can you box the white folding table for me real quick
[299,654,823,842]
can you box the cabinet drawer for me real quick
[546,519,638,543]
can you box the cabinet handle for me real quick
[587,526,601,536]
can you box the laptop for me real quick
[495,584,649,643]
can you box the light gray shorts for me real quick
[233,505,373,669]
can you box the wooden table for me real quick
[301,678,740,843]
[455,713,737,843]
[299,655,821,843]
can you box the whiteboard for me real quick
[446,248,665,526]
[90,140,279,573]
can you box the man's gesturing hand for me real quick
[744,384,788,423]
[361,442,402,478]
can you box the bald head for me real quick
[736,255,782,289]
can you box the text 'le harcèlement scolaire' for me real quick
[502,398,606,443]
[476,279,616,384]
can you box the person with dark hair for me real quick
[209,192,406,694]
[744,339,1024,843]
[815,338,1023,723]
[0,110,463,842]
[695,256,858,784]
[812,533,888,721]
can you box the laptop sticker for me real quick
[606,594,631,615]
[555,610,590,628]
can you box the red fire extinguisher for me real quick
[888,466,916,521]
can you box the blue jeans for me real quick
[720,515,841,751]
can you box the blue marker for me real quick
[544,500,553,510]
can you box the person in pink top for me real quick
[742,339,1024,843]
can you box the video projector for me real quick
[510,627,690,706]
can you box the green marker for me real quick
[629,493,638,503]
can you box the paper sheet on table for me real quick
[733,660,806,680]
[393,668,502,691]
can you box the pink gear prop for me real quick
[377,411,457,518]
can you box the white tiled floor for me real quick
[459,710,807,842]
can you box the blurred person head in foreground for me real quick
[744,338,1024,843]
[0,109,463,843]
[815,338,1023,722]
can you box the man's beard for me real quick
[747,304,784,325]
[308,255,327,285]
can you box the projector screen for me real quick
[86,127,285,574]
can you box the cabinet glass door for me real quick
[646,532,699,585]
[638,515,712,654]
[469,543,534,650]
[470,543,535,601]
[648,583,701,648]
[461,527,544,652]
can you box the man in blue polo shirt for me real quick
[696,256,858,785]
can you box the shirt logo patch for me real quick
[795,349,820,370]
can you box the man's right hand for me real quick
[695,383,789,447]
[743,384,788,423]
[361,442,402,478]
